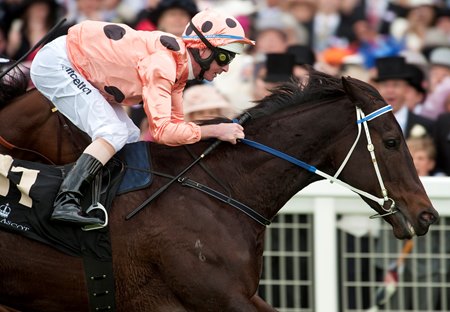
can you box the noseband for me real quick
[239,104,396,219]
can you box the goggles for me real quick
[215,49,236,67]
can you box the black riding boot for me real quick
[51,153,104,225]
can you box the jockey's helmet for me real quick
[182,9,254,79]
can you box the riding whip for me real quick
[0,18,67,80]
[125,112,252,220]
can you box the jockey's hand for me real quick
[200,123,245,144]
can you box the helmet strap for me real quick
[188,21,219,81]
[189,48,214,81]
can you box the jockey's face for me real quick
[197,49,230,81]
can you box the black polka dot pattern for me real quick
[103,25,126,40]
[226,18,237,28]
[185,25,193,36]
[160,35,180,51]
[201,21,213,33]
[104,86,125,103]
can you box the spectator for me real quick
[6,0,65,63]
[253,53,295,101]
[287,44,316,80]
[433,111,450,176]
[390,1,438,52]
[134,0,198,37]
[339,53,371,82]
[373,56,434,139]
[312,0,349,52]
[421,5,450,60]
[254,6,306,48]
[352,19,404,69]
[403,62,428,114]
[407,135,437,176]
[253,27,289,56]
[183,84,234,122]
[420,47,450,120]
[65,0,103,24]
[100,0,137,23]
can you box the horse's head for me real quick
[337,76,438,239]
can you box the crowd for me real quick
[1,0,450,308]
[1,0,449,175]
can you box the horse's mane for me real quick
[0,63,28,107]
[195,69,383,127]
[248,68,380,119]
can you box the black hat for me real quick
[287,44,316,66]
[264,53,295,83]
[405,64,426,94]
[149,0,198,25]
[19,0,61,14]
[374,56,412,82]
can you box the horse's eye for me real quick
[384,139,398,149]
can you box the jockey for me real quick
[30,9,255,226]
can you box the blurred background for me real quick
[1,0,450,310]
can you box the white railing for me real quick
[278,177,450,312]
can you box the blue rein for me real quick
[234,105,393,175]
[238,138,317,173]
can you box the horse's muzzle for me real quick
[419,208,439,228]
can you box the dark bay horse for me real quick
[0,88,89,164]
[0,69,438,311]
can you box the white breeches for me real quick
[30,36,140,152]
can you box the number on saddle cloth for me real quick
[0,142,153,258]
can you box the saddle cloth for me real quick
[0,141,152,260]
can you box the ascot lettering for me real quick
[0,218,30,231]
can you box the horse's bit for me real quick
[239,104,397,219]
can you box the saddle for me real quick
[0,141,152,260]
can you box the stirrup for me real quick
[82,202,108,231]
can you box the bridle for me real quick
[239,104,397,219]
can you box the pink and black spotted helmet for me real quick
[182,9,255,54]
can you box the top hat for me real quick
[264,53,295,83]
[374,56,412,82]
[149,0,198,25]
[287,45,316,66]
[405,64,426,94]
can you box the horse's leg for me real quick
[250,295,278,312]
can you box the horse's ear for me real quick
[341,76,360,105]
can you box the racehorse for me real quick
[0,86,89,164]
[0,69,438,311]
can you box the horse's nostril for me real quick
[421,211,438,225]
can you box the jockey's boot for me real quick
[51,153,104,225]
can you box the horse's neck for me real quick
[228,106,352,221]
[233,151,323,220]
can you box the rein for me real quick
[237,104,396,219]
[0,133,57,165]
[128,104,395,226]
